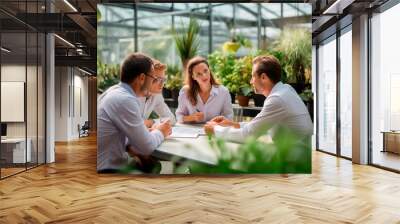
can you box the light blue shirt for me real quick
[97,82,164,171]
[175,85,233,123]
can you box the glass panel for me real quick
[38,32,45,165]
[137,6,176,66]
[317,37,337,154]
[339,28,352,158]
[1,9,28,177]
[27,30,38,169]
[97,4,135,65]
[212,4,232,51]
[371,4,400,171]
[261,3,281,19]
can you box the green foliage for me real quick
[97,60,120,93]
[173,17,200,67]
[236,34,253,49]
[274,28,311,84]
[97,8,101,22]
[185,127,311,174]
[165,64,183,90]
[208,52,252,95]
[299,88,313,102]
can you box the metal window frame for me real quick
[315,21,353,162]
[0,0,47,180]
[367,0,400,172]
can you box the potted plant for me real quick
[165,66,183,101]
[232,55,253,106]
[163,64,180,99]
[237,85,252,107]
[252,93,266,107]
[274,28,311,93]
[208,51,237,103]
[173,17,200,77]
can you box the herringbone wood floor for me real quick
[1,135,400,224]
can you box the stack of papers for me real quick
[169,127,204,138]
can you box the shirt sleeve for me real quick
[221,89,234,120]
[215,95,287,143]
[104,96,164,156]
[175,89,189,123]
[153,95,177,125]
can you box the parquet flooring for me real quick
[0,135,400,223]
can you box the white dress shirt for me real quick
[97,82,164,171]
[175,85,233,123]
[215,82,313,143]
[138,94,177,125]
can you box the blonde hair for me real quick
[152,59,167,71]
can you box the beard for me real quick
[140,78,152,97]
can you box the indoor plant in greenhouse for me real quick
[97,60,119,94]
[173,17,200,76]
[208,51,236,103]
[232,55,253,107]
[208,51,253,105]
[165,64,183,101]
[274,28,311,93]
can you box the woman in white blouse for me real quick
[176,56,233,123]
[139,59,176,127]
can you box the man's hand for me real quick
[204,123,216,135]
[209,116,240,128]
[210,116,226,123]
[154,120,172,138]
[144,119,154,128]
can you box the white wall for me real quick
[54,67,89,141]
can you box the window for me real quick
[317,36,337,154]
[370,3,400,171]
[339,28,352,158]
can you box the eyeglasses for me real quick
[145,74,167,84]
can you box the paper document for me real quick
[169,127,201,138]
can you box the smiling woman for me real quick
[175,56,233,123]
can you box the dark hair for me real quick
[120,53,153,84]
[252,55,281,84]
[186,56,219,105]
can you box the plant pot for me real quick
[229,92,236,104]
[162,88,171,99]
[253,94,266,107]
[237,95,250,107]
[171,89,180,101]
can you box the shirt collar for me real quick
[210,85,219,97]
[270,81,283,95]
[119,82,136,97]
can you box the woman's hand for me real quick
[183,112,204,123]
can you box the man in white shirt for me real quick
[139,59,176,127]
[97,53,172,173]
[204,55,313,143]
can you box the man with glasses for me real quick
[139,59,176,128]
[97,53,172,173]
